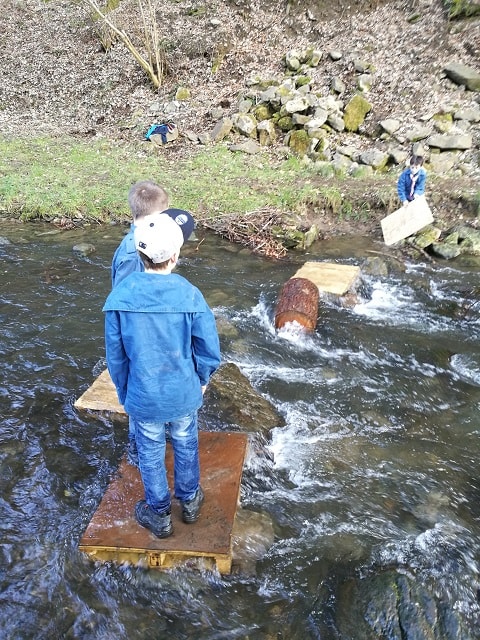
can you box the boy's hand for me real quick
[402,200,409,207]
[201,385,206,395]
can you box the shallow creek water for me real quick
[0,221,479,638]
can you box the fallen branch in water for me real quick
[196,207,288,259]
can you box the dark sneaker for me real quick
[182,486,204,524]
[127,440,139,468]
[135,500,173,538]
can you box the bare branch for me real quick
[79,0,164,88]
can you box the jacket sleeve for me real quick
[397,170,408,201]
[104,310,129,405]
[414,170,426,197]
[191,308,221,385]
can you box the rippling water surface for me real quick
[0,221,479,639]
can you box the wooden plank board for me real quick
[293,262,361,295]
[79,431,248,574]
[381,198,434,246]
[74,369,125,414]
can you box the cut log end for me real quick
[274,277,319,332]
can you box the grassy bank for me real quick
[0,135,331,223]
[1,135,478,238]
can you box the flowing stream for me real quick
[0,221,479,639]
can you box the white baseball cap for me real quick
[134,212,184,263]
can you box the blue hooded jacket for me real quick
[103,271,221,421]
[111,224,144,287]
[397,166,427,202]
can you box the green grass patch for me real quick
[0,135,326,223]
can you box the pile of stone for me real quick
[185,49,480,178]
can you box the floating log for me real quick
[274,263,362,332]
[274,277,319,331]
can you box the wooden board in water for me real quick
[79,431,248,574]
[74,369,125,414]
[381,198,434,246]
[293,262,361,295]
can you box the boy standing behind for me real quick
[111,180,169,287]
[103,213,221,538]
[110,180,195,468]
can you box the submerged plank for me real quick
[74,369,125,414]
[381,198,434,246]
[79,431,248,574]
[293,262,361,295]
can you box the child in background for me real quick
[397,155,427,207]
[111,180,169,287]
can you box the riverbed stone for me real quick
[200,362,285,435]
[411,225,442,248]
[231,507,275,574]
[431,232,463,259]
[72,242,95,256]
[335,569,474,640]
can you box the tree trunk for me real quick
[274,277,319,332]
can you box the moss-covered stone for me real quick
[253,104,273,121]
[288,129,310,156]
[175,86,191,101]
[296,75,311,88]
[343,94,372,132]
[277,115,294,131]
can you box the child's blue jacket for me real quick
[397,167,427,202]
[103,271,221,421]
[111,224,144,287]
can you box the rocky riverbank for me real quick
[1,0,479,247]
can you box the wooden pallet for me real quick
[293,262,361,295]
[79,431,248,574]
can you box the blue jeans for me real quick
[133,412,200,514]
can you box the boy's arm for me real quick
[104,311,129,404]
[191,309,221,386]
[397,171,408,203]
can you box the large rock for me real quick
[343,94,372,132]
[426,133,473,150]
[210,117,233,142]
[444,62,480,91]
[200,362,285,435]
[359,149,389,170]
[336,570,475,640]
